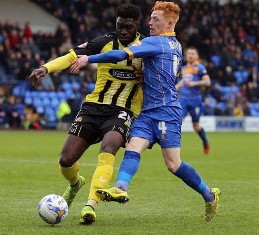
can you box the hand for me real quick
[28,67,47,86]
[70,55,89,73]
[185,81,196,87]
[133,65,143,87]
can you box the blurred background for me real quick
[0,0,258,130]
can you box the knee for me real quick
[193,123,201,132]
[165,160,181,174]
[100,142,121,155]
[59,152,74,167]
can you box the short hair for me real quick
[116,3,141,21]
[152,1,180,23]
[186,47,200,61]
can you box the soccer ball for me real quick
[38,194,68,224]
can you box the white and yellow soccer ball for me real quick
[38,194,68,224]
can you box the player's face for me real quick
[186,49,198,63]
[149,10,168,36]
[116,17,139,46]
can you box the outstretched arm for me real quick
[70,50,128,73]
[70,38,159,73]
[28,49,77,86]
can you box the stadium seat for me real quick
[36,106,45,114]
[72,81,80,89]
[88,82,95,92]
[48,91,58,98]
[211,55,222,68]
[24,96,33,105]
[61,82,72,92]
[218,102,226,111]
[56,91,67,100]
[38,91,49,99]
[33,98,42,107]
[249,103,259,117]
[42,97,51,106]
[50,98,60,108]
[233,71,249,85]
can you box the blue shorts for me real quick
[130,111,181,148]
[179,98,203,122]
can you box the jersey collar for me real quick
[159,32,176,36]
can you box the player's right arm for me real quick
[28,49,78,86]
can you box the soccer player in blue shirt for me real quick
[176,47,211,154]
[71,1,220,221]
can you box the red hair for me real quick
[152,1,180,23]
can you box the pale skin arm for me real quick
[70,55,144,86]
[70,55,89,73]
[175,79,184,90]
[185,74,211,87]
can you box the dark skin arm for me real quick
[28,66,48,86]
[133,65,143,87]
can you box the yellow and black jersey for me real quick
[73,32,144,117]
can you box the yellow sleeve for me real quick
[43,49,78,73]
[123,48,134,60]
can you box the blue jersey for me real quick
[126,36,182,112]
[88,34,183,147]
[89,35,183,122]
[178,63,208,100]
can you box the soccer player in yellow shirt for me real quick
[29,3,143,225]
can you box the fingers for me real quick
[70,55,88,74]
[70,60,79,74]
[28,68,46,86]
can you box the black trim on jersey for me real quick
[112,36,119,50]
[125,84,138,109]
[73,32,117,55]
[98,80,113,102]
[127,59,132,66]
[73,32,145,56]
[111,83,126,105]
[139,34,145,40]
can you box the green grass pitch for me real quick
[1,131,259,235]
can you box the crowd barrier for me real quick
[182,116,259,132]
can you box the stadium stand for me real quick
[0,0,258,129]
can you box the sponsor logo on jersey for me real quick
[109,69,136,80]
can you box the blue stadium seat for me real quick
[211,55,222,68]
[45,107,56,115]
[218,102,226,111]
[50,98,60,108]
[48,91,58,98]
[88,82,95,92]
[24,96,33,105]
[38,91,49,98]
[36,106,45,114]
[61,82,72,92]
[233,71,249,85]
[33,98,42,107]
[72,81,80,90]
[249,103,259,117]
[42,97,51,106]
[56,91,67,100]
